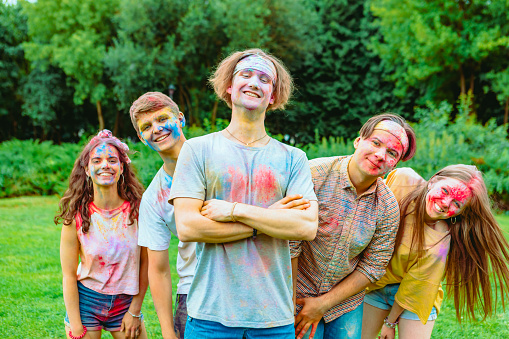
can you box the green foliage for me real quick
[277,0,412,143]
[370,0,509,114]
[0,2,27,140]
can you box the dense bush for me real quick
[2,102,509,208]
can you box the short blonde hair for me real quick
[209,48,293,111]
[129,92,179,133]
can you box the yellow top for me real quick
[366,168,451,324]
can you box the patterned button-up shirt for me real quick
[290,155,400,322]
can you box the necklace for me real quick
[225,128,268,146]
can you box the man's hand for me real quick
[121,311,141,339]
[200,199,235,222]
[269,194,310,210]
[378,324,396,339]
[295,297,328,339]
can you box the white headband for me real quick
[233,54,277,85]
[373,120,409,156]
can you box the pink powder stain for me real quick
[437,243,449,262]
[253,165,277,205]
[227,166,248,202]
[157,188,171,204]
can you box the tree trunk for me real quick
[469,73,474,94]
[211,100,218,127]
[504,97,509,125]
[96,100,105,130]
[113,110,120,136]
[181,87,193,125]
[459,65,466,95]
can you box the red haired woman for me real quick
[362,165,509,339]
[55,130,147,339]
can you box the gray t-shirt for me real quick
[138,166,196,294]
[169,132,317,328]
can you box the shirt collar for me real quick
[340,155,380,196]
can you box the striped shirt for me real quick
[290,155,400,322]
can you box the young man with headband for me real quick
[291,114,417,339]
[169,48,319,338]
[130,92,196,339]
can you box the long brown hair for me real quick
[396,164,509,321]
[54,130,145,233]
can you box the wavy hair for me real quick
[54,130,145,233]
[209,48,294,111]
[396,164,509,321]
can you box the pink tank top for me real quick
[76,201,140,295]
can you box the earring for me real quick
[450,216,457,224]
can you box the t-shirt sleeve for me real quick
[355,193,400,282]
[286,151,317,201]
[168,141,207,203]
[394,237,450,323]
[138,194,172,250]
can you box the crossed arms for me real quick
[174,195,319,243]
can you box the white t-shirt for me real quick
[138,166,196,294]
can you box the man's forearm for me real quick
[148,269,177,338]
[234,202,318,240]
[319,270,371,311]
[178,214,253,243]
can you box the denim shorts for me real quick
[64,281,142,331]
[364,284,437,321]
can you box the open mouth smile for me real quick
[434,202,445,213]
[154,134,170,142]
[243,91,261,98]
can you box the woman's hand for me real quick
[121,311,142,338]
[378,324,396,339]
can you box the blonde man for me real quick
[169,49,319,338]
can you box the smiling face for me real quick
[227,69,274,112]
[425,177,472,220]
[137,107,184,152]
[351,130,403,179]
[86,143,123,187]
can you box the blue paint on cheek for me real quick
[167,121,181,139]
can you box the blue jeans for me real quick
[301,303,363,339]
[184,317,294,339]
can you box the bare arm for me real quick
[60,221,86,338]
[174,198,253,243]
[147,249,178,339]
[200,199,318,241]
[121,246,149,338]
[379,301,405,339]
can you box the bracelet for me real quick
[68,325,87,339]
[383,316,399,329]
[128,310,143,318]
[230,202,238,222]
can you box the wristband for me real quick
[68,325,87,339]
[230,202,238,222]
[128,310,142,318]
[383,316,398,329]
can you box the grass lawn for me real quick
[1,196,509,338]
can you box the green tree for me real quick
[0,2,27,140]
[276,0,409,143]
[106,0,320,135]
[370,0,509,110]
[23,0,119,130]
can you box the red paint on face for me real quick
[253,166,277,205]
[426,178,472,220]
[352,130,403,178]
